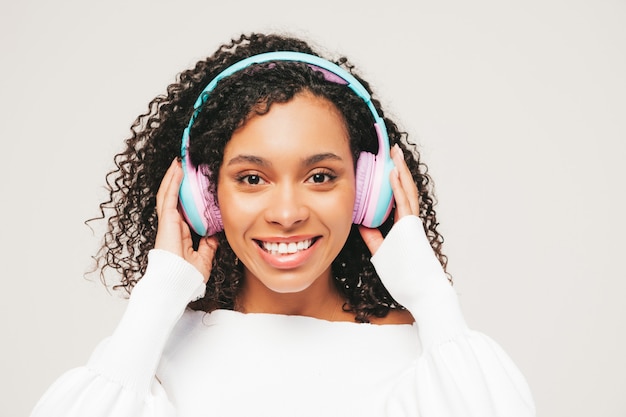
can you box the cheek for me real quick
[322,185,356,235]
[217,187,254,229]
[216,181,246,236]
[339,189,356,223]
[216,188,257,263]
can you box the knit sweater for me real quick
[30,216,535,416]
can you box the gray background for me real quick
[1,0,624,416]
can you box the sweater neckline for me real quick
[195,308,416,328]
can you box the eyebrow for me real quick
[303,152,343,165]
[226,152,343,167]
[226,154,270,167]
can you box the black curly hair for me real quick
[90,32,450,323]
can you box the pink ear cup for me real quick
[360,150,391,228]
[196,165,223,236]
[179,157,223,236]
[352,151,375,224]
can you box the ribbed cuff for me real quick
[133,249,206,305]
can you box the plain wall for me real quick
[1,0,624,416]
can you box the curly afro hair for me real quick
[90,33,450,323]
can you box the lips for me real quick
[251,234,322,270]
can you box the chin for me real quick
[263,279,315,294]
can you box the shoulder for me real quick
[369,308,414,325]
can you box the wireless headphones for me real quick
[178,51,395,236]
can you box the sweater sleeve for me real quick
[371,215,536,417]
[30,249,206,417]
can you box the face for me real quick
[217,92,356,294]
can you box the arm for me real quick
[361,145,535,417]
[372,216,535,416]
[31,159,217,417]
[31,250,205,417]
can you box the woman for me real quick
[31,33,535,416]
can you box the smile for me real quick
[256,238,317,255]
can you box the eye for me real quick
[307,171,336,184]
[236,174,266,185]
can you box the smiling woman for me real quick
[30,33,536,416]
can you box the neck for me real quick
[237,268,346,321]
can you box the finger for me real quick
[389,168,412,219]
[180,217,194,251]
[391,145,419,214]
[391,145,420,215]
[162,159,184,212]
[195,236,219,282]
[155,159,186,255]
[358,225,384,255]
[198,236,219,258]
[156,158,179,215]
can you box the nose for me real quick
[264,183,310,228]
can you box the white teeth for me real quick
[262,239,313,255]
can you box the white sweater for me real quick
[30,216,535,416]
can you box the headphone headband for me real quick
[184,51,384,137]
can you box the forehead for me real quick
[224,93,352,160]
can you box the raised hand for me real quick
[155,158,218,281]
[359,144,420,255]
